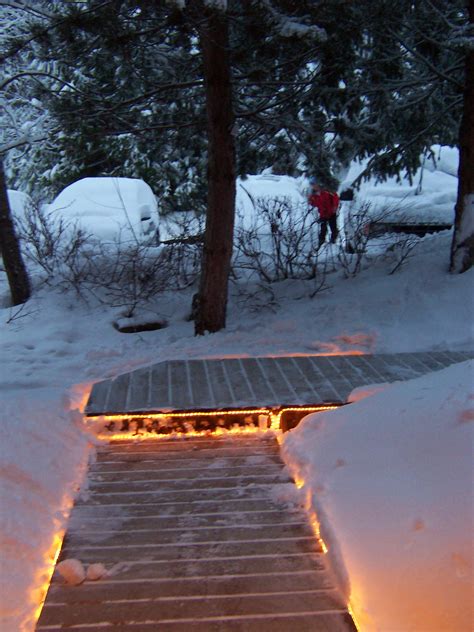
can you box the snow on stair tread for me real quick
[87,472,292,492]
[60,537,323,563]
[69,498,297,516]
[51,553,328,582]
[68,508,305,530]
[87,464,286,482]
[65,521,315,546]
[92,454,284,469]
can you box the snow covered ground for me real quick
[282,362,473,631]
[1,147,473,631]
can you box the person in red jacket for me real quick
[308,177,340,247]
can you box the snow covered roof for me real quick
[85,351,472,415]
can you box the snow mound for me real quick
[86,562,106,581]
[0,388,91,631]
[47,177,160,244]
[55,559,85,585]
[282,360,473,631]
[7,189,34,220]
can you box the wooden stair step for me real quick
[37,435,355,631]
[45,570,334,604]
[39,590,346,626]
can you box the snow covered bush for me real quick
[14,203,202,316]
[233,196,325,283]
[56,239,202,317]
[337,199,421,277]
[15,202,90,281]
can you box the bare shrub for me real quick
[15,203,203,316]
[15,202,90,279]
[337,200,374,277]
[58,235,203,316]
[337,199,410,277]
[159,211,204,288]
[233,281,279,314]
[234,196,323,282]
[384,234,421,274]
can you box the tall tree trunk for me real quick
[0,162,31,305]
[450,0,474,273]
[195,5,236,335]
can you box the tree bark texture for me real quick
[0,162,31,305]
[194,6,236,335]
[450,0,474,273]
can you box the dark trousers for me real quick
[319,216,338,245]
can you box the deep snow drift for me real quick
[282,361,473,631]
[0,389,91,631]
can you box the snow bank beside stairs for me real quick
[282,360,473,632]
[0,388,92,631]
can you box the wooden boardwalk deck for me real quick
[86,351,473,416]
[36,435,356,631]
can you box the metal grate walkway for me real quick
[36,435,356,631]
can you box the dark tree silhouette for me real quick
[0,161,30,305]
[194,5,236,334]
[450,0,474,273]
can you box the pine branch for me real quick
[0,70,83,92]
[388,29,464,90]
[350,102,463,188]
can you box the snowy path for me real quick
[36,435,356,631]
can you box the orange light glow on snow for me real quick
[309,511,329,554]
[280,445,368,627]
[202,350,366,359]
[270,349,365,357]
[69,382,93,412]
[348,600,363,631]
[30,495,74,628]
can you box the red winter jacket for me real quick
[308,190,339,220]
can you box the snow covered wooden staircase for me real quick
[36,434,356,631]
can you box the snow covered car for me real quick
[235,173,307,231]
[340,145,457,252]
[47,177,160,245]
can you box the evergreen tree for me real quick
[1,0,471,329]
[194,1,235,334]
[0,1,58,199]
[335,0,466,184]
[2,0,330,333]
